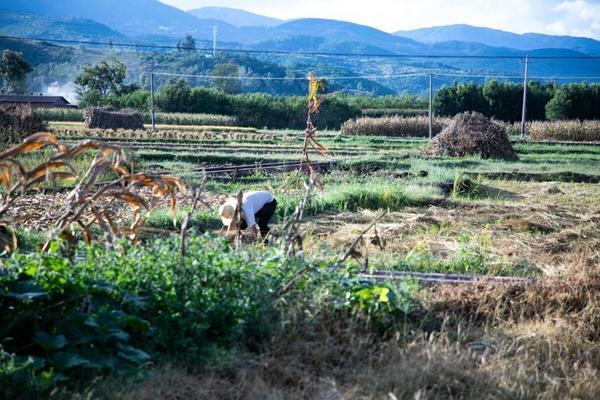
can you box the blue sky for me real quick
[160,0,600,38]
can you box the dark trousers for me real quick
[240,199,277,238]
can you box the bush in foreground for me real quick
[0,234,415,397]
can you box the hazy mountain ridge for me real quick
[3,0,599,55]
[187,6,283,27]
[395,24,600,55]
[0,9,125,41]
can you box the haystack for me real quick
[84,107,144,130]
[0,104,47,144]
[430,112,518,161]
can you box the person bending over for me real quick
[219,191,277,239]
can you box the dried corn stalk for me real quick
[301,73,329,188]
[0,132,190,253]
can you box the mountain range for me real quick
[1,1,599,95]
[2,1,599,55]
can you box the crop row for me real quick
[342,116,600,142]
[36,108,239,126]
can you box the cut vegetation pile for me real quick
[0,104,46,144]
[84,107,144,130]
[341,116,448,137]
[431,112,518,160]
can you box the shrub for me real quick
[0,104,46,144]
[341,116,448,137]
[83,107,144,130]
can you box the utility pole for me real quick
[212,25,218,58]
[150,71,155,132]
[520,56,529,140]
[428,74,433,141]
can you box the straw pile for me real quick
[430,112,518,161]
[84,107,144,130]
[0,104,47,144]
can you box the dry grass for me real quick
[341,116,449,137]
[297,180,599,279]
[50,127,276,142]
[109,264,600,399]
[526,120,600,142]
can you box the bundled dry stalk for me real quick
[0,104,46,144]
[430,112,518,161]
[84,107,144,130]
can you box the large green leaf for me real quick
[50,352,92,370]
[116,343,151,364]
[33,331,69,352]
[1,281,48,301]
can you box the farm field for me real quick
[2,123,599,399]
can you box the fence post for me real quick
[428,73,433,141]
[520,56,529,140]
[150,71,156,132]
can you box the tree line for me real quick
[433,81,600,121]
[3,52,598,128]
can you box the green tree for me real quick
[75,59,127,97]
[482,80,521,121]
[155,79,193,113]
[0,50,33,94]
[177,34,196,51]
[212,64,241,94]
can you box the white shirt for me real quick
[234,191,274,227]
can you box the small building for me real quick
[0,94,76,109]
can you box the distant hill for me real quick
[1,0,204,37]
[395,24,600,55]
[187,7,283,27]
[0,9,124,41]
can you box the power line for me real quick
[3,35,600,60]
[152,71,600,81]
[152,71,425,81]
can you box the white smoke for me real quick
[45,82,79,105]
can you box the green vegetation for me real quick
[0,235,414,397]
[0,49,33,93]
[1,125,598,398]
[434,80,600,121]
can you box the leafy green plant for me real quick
[1,233,419,395]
